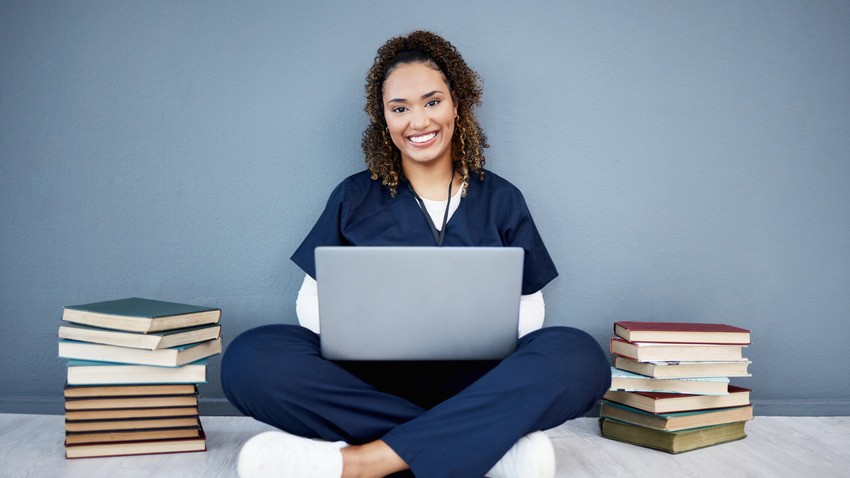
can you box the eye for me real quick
[425,99,440,107]
[392,106,408,113]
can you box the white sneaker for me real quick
[237,430,346,478]
[486,431,556,478]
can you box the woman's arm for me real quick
[295,274,546,337]
[518,290,545,338]
[295,274,321,334]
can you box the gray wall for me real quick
[2,1,848,416]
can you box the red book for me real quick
[614,321,751,344]
[603,385,751,414]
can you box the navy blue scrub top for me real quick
[291,170,558,295]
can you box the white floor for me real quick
[1,414,849,477]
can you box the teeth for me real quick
[409,132,436,143]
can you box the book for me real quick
[65,427,207,458]
[64,383,197,398]
[614,321,751,344]
[65,394,199,411]
[614,356,751,379]
[599,400,754,431]
[62,297,221,333]
[610,367,730,395]
[58,323,221,350]
[65,427,202,445]
[599,418,747,454]
[65,416,201,433]
[65,407,199,421]
[603,386,752,414]
[66,360,207,385]
[59,338,222,367]
[610,337,745,362]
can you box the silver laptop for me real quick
[316,246,523,360]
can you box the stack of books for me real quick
[57,297,222,459]
[599,321,753,454]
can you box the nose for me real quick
[410,106,430,130]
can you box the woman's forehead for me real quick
[382,63,450,98]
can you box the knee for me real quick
[221,324,318,403]
[523,326,612,398]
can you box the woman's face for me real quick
[382,62,458,170]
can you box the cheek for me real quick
[442,109,457,132]
[445,117,456,139]
[385,123,406,148]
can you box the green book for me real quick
[599,417,747,454]
[62,298,221,333]
[600,400,753,431]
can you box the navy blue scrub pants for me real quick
[221,325,611,478]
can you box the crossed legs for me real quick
[222,324,610,477]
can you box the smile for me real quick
[408,132,437,144]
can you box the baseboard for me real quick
[0,397,64,415]
[750,399,850,416]
[198,397,241,416]
[2,396,849,417]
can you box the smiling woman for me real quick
[362,32,488,199]
[220,30,612,478]
[383,62,457,187]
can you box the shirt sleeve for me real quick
[290,182,348,279]
[502,189,559,294]
[295,274,320,334]
[518,291,545,338]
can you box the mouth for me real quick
[407,131,438,145]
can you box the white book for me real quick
[66,360,208,385]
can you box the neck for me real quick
[403,161,457,200]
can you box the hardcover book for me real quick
[64,383,198,398]
[599,418,747,454]
[65,407,199,421]
[65,416,201,433]
[59,338,222,367]
[610,337,745,362]
[599,400,754,431]
[65,427,207,458]
[65,360,207,385]
[613,321,751,344]
[603,386,752,414]
[65,427,202,446]
[614,356,751,379]
[65,394,199,411]
[62,298,220,333]
[609,367,730,395]
[58,323,221,350]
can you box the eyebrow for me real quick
[386,90,444,105]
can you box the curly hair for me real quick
[362,31,488,197]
